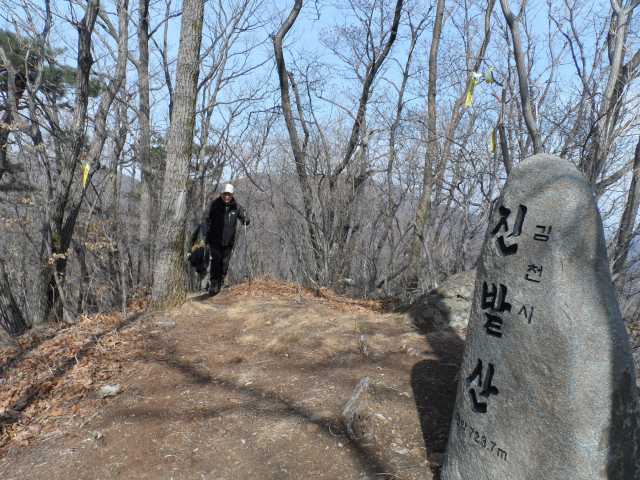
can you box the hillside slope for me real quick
[0,279,464,479]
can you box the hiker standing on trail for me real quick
[187,215,210,293]
[207,184,249,294]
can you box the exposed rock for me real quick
[98,384,122,398]
[391,444,409,455]
[401,269,476,330]
[309,411,333,422]
[442,154,640,479]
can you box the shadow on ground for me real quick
[152,341,388,478]
[405,292,466,479]
[0,287,465,480]
[135,293,419,479]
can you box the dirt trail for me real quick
[0,280,464,479]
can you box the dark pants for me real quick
[210,243,233,283]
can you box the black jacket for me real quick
[208,196,249,246]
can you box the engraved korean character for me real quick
[466,359,499,413]
[518,305,534,324]
[490,205,527,256]
[534,225,552,241]
[482,282,511,312]
[525,264,543,283]
[482,282,511,337]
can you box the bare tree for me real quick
[271,0,323,278]
[189,0,272,221]
[544,0,640,313]
[579,0,640,186]
[369,11,429,292]
[612,135,640,293]
[0,255,28,335]
[404,0,446,294]
[137,0,154,286]
[150,0,206,310]
[499,0,543,154]
[272,0,404,287]
[2,0,640,337]
[30,0,130,324]
[405,0,497,295]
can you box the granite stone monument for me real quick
[441,154,640,479]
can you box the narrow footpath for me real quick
[1,280,464,479]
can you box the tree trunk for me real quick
[137,0,154,286]
[32,0,128,325]
[272,0,323,279]
[0,108,9,183]
[405,0,446,294]
[611,135,640,295]
[150,0,206,311]
[107,92,128,218]
[0,83,24,183]
[0,36,26,183]
[405,0,496,295]
[328,0,403,283]
[32,0,100,325]
[499,0,543,154]
[372,18,425,291]
[0,257,29,335]
[328,0,404,190]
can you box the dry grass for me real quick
[222,281,417,363]
[237,334,261,345]
[253,417,303,450]
[183,300,222,313]
[2,280,446,480]
[228,274,402,314]
[269,330,308,354]
[236,365,264,385]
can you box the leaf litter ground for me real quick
[0,278,465,479]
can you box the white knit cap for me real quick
[222,184,234,194]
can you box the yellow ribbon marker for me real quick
[83,164,90,189]
[466,76,478,107]
[485,67,494,84]
[53,235,62,254]
[491,128,496,152]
